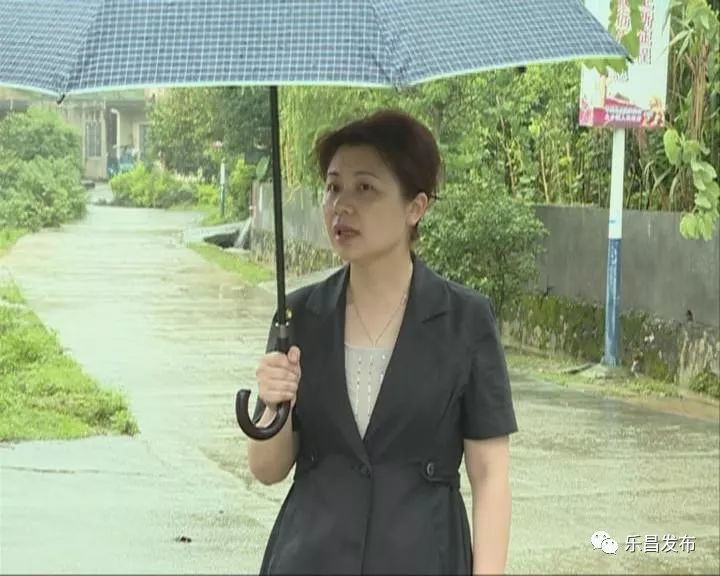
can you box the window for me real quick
[85,120,102,159]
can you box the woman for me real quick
[247,109,519,575]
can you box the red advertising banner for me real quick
[579,0,670,129]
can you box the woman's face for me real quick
[322,145,427,263]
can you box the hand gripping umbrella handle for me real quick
[236,326,291,440]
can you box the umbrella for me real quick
[0,0,628,440]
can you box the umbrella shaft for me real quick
[270,85,287,327]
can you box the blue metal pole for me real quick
[602,128,625,367]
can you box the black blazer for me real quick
[252,253,518,575]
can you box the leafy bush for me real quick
[108,157,254,220]
[0,107,86,231]
[689,368,720,399]
[0,107,82,167]
[109,164,196,208]
[189,157,253,221]
[0,156,86,230]
[228,156,254,219]
[418,178,547,332]
[195,182,219,207]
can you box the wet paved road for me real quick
[1,197,718,574]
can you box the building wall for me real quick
[532,205,719,329]
[54,99,148,181]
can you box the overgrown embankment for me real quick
[0,281,139,441]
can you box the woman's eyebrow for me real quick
[354,170,380,179]
[326,170,380,179]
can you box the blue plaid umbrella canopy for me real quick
[0,0,626,440]
[0,0,626,96]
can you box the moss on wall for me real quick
[505,293,718,389]
[507,294,604,360]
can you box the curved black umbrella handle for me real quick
[237,86,291,442]
[236,328,291,440]
[235,391,290,440]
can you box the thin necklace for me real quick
[350,280,409,347]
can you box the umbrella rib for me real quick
[366,0,399,87]
[61,0,106,96]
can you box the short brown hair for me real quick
[314,109,442,242]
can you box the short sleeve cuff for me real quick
[463,401,518,440]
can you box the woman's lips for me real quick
[333,224,360,240]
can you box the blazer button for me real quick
[425,461,435,477]
[359,464,371,477]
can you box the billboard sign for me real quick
[579,0,671,129]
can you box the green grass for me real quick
[504,342,682,399]
[188,242,274,285]
[0,282,24,305]
[0,228,28,258]
[0,281,139,441]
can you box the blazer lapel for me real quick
[302,253,451,465]
[305,263,370,466]
[362,254,450,453]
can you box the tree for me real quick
[417,176,547,333]
[216,86,271,165]
[147,88,219,176]
[148,86,273,184]
[663,0,719,240]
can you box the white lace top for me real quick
[345,344,393,439]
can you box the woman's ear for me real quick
[408,192,429,226]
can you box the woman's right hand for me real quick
[256,345,302,411]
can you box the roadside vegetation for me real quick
[187,242,273,285]
[0,107,87,232]
[0,228,26,257]
[0,106,139,441]
[0,280,138,441]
